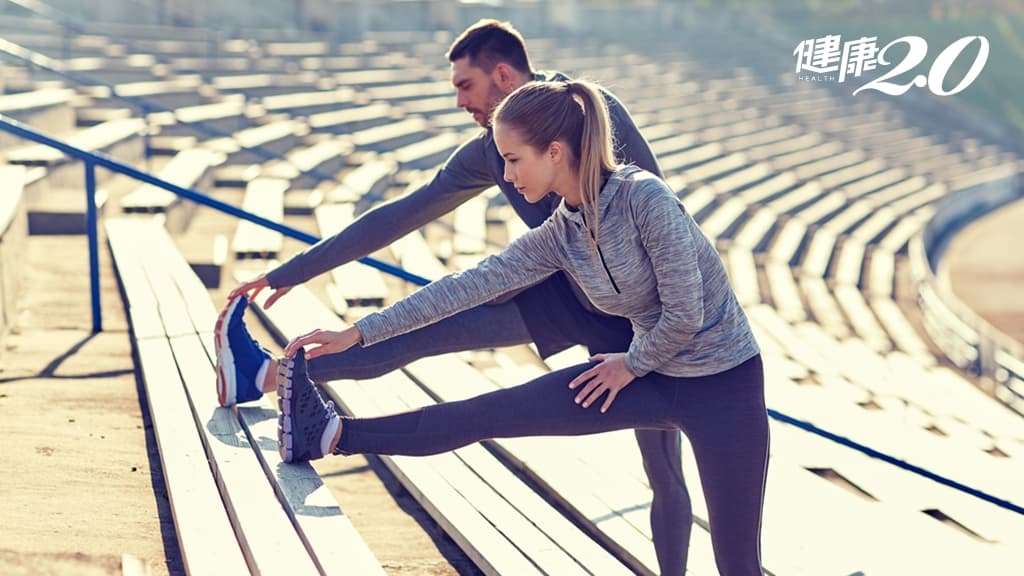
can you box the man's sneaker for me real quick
[215,295,271,407]
[278,349,341,463]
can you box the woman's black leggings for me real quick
[336,354,770,576]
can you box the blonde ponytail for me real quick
[493,79,618,253]
[565,81,616,248]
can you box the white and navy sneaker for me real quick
[278,349,341,463]
[215,295,271,407]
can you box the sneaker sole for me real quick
[277,357,296,462]
[215,296,245,407]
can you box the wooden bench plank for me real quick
[731,207,776,252]
[314,204,389,313]
[262,139,352,187]
[361,81,455,102]
[106,220,174,340]
[743,132,823,163]
[206,120,301,165]
[308,103,394,134]
[683,152,747,186]
[391,132,462,169]
[390,230,448,291]
[170,334,321,575]
[232,177,287,258]
[133,337,251,574]
[770,141,844,172]
[764,262,807,323]
[327,158,396,203]
[678,185,716,219]
[818,158,887,191]
[869,298,934,364]
[699,196,746,244]
[452,194,488,258]
[6,118,145,165]
[234,395,388,576]
[261,88,357,116]
[727,248,761,306]
[833,286,892,353]
[799,276,852,339]
[659,142,723,174]
[348,117,430,152]
[150,99,247,137]
[0,165,27,343]
[768,217,807,266]
[121,148,220,217]
[764,418,1011,574]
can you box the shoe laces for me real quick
[323,400,336,421]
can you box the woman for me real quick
[246,79,768,575]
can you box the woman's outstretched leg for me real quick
[329,362,678,457]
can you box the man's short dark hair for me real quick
[446,19,533,75]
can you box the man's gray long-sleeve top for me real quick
[265,71,660,290]
[356,166,760,378]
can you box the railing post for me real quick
[61,24,69,60]
[85,161,102,333]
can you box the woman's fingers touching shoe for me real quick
[284,327,362,359]
[228,275,270,302]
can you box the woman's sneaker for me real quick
[278,349,341,463]
[215,295,271,407]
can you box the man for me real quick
[219,19,693,574]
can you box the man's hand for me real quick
[568,353,637,413]
[228,274,293,309]
[284,326,363,360]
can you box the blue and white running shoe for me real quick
[215,295,271,407]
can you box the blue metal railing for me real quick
[4,114,1024,520]
[0,113,432,334]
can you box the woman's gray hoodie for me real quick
[356,165,760,378]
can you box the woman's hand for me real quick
[568,353,637,413]
[284,326,363,360]
[228,274,293,309]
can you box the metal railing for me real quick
[0,113,432,334]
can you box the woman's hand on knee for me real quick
[284,326,363,359]
[568,353,636,413]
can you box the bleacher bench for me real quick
[107,218,384,575]
[121,148,222,233]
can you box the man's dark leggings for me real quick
[307,301,696,575]
[335,352,769,576]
